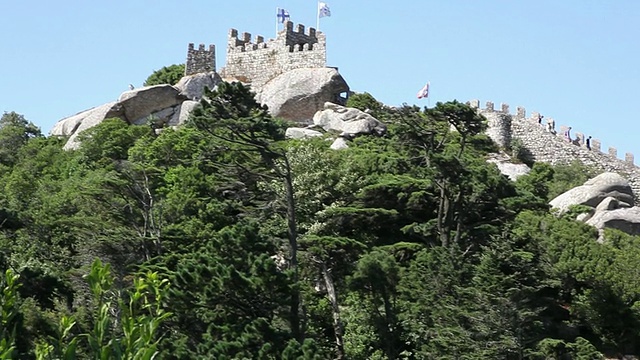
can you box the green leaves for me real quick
[143,64,185,86]
[38,259,171,360]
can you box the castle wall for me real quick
[479,101,511,149]
[219,21,326,89]
[185,44,216,76]
[472,100,640,203]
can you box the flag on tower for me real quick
[277,8,290,23]
[417,82,430,99]
[319,2,331,17]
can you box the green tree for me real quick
[36,258,171,359]
[0,111,41,166]
[346,92,384,118]
[347,249,402,359]
[190,81,304,341]
[143,64,185,86]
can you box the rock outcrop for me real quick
[550,172,640,241]
[586,207,640,240]
[117,85,185,124]
[52,102,125,150]
[175,71,222,101]
[50,102,122,138]
[486,153,531,181]
[549,172,634,213]
[256,68,349,124]
[285,127,323,140]
[330,137,349,150]
[51,79,208,150]
[313,102,387,137]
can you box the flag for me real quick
[319,2,331,18]
[277,8,290,23]
[416,82,429,99]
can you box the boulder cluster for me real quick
[51,72,221,150]
[50,67,351,150]
[284,102,388,149]
[550,172,640,241]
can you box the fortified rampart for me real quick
[185,43,216,75]
[218,21,326,88]
[470,100,640,202]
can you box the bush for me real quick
[144,64,185,86]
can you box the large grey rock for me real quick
[285,127,323,140]
[175,72,222,100]
[549,172,634,213]
[486,153,530,181]
[595,196,624,212]
[313,102,387,137]
[168,100,200,126]
[57,102,125,150]
[586,207,640,241]
[51,102,123,137]
[117,84,184,123]
[257,68,349,124]
[131,106,177,126]
[330,137,349,150]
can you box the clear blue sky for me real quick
[2,1,639,159]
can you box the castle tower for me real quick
[185,43,216,76]
[219,21,327,88]
[480,102,512,149]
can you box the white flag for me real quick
[416,82,429,99]
[319,2,331,18]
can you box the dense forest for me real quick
[2,81,640,359]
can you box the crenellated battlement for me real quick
[219,21,326,88]
[227,29,270,52]
[471,99,640,202]
[185,43,216,76]
[185,21,327,89]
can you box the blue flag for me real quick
[277,8,290,23]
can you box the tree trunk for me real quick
[438,183,451,248]
[283,160,301,342]
[320,262,345,359]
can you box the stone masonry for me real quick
[470,100,640,203]
[185,44,216,76]
[218,21,326,89]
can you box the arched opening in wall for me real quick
[298,44,304,51]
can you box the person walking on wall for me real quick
[538,114,544,125]
[586,135,592,150]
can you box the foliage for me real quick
[36,258,171,359]
[143,64,185,86]
[345,92,384,118]
[509,137,528,163]
[547,160,598,201]
[0,111,41,166]
[2,96,640,359]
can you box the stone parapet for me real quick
[185,44,216,76]
[476,100,640,203]
[219,21,326,88]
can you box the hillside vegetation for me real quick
[1,83,640,359]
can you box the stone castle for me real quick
[477,100,640,199]
[184,23,640,200]
[185,21,326,89]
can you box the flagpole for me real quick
[316,1,320,31]
[428,82,431,108]
[276,7,279,37]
